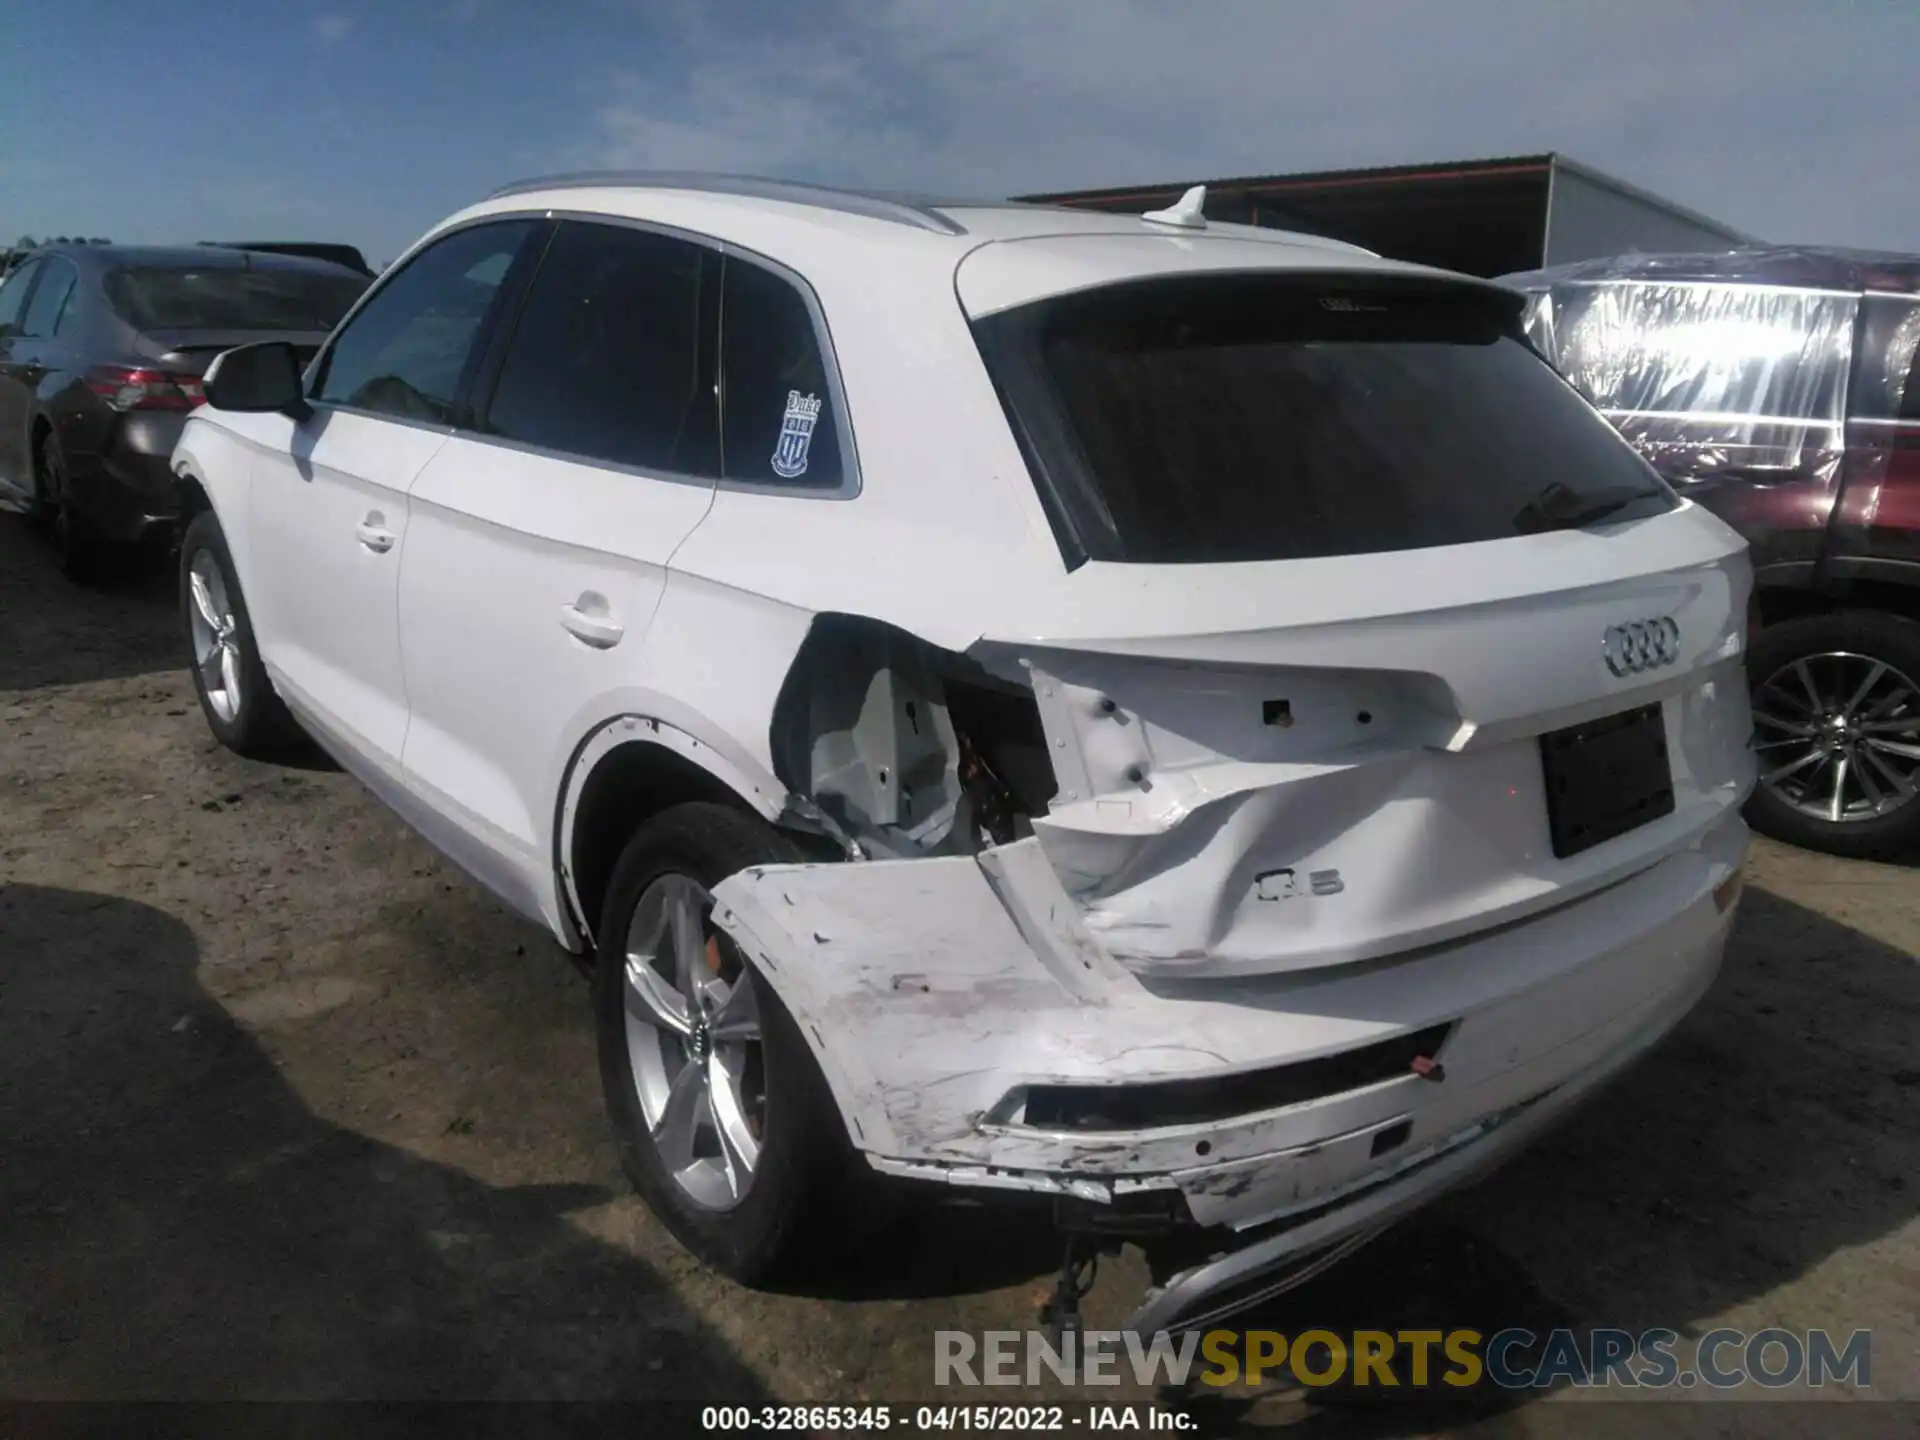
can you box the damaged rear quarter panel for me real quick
[707,820,1737,1170]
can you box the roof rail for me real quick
[484,171,968,236]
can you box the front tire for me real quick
[179,509,299,759]
[593,801,860,1285]
[1744,609,1920,859]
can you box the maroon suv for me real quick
[1508,247,1920,858]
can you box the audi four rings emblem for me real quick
[1603,617,1682,676]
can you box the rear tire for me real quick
[179,509,300,760]
[1744,609,1920,859]
[593,801,866,1286]
[37,431,110,584]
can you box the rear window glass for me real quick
[105,266,369,331]
[976,273,1676,566]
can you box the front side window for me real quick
[977,272,1674,566]
[313,220,535,423]
[481,220,718,476]
[0,260,41,332]
[20,259,77,339]
[719,256,845,489]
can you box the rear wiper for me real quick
[1513,482,1656,534]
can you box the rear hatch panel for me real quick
[979,528,1751,975]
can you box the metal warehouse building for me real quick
[1022,152,1754,279]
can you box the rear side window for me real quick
[1521,279,1857,487]
[20,259,77,338]
[1528,281,1853,425]
[1853,294,1920,423]
[976,273,1674,566]
[481,221,719,476]
[314,220,534,424]
[720,257,845,489]
[104,267,367,332]
[0,260,42,332]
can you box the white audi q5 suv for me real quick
[171,173,1756,1335]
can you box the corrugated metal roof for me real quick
[1017,154,1557,205]
[1021,153,1751,241]
[1545,156,1752,245]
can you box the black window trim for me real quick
[303,213,550,438]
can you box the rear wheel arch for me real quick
[1757,574,1920,628]
[557,722,796,953]
[176,468,212,520]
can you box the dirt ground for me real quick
[1,507,1914,1435]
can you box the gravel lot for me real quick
[2,508,1914,1433]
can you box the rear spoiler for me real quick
[198,241,375,277]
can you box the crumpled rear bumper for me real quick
[1124,941,1723,1335]
[712,807,1743,1247]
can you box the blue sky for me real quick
[4,0,1917,265]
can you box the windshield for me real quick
[974,272,1677,566]
[105,265,369,332]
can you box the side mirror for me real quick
[203,341,308,417]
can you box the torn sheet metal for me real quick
[1006,639,1750,977]
[769,619,967,858]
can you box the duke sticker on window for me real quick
[770,389,823,480]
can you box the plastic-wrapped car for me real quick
[1507,248,1920,858]
[172,176,1757,1334]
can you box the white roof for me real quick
[438,173,1474,320]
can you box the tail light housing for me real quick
[86,365,206,412]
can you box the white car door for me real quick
[396,219,731,927]
[246,219,539,783]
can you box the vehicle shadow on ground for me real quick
[369,888,1070,1306]
[801,1192,1066,1302]
[0,882,772,1403]
[0,514,177,691]
[1163,882,1918,1434]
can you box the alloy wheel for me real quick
[187,549,244,723]
[622,873,766,1210]
[1752,650,1920,823]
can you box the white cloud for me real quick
[313,13,354,45]
[579,0,1919,248]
